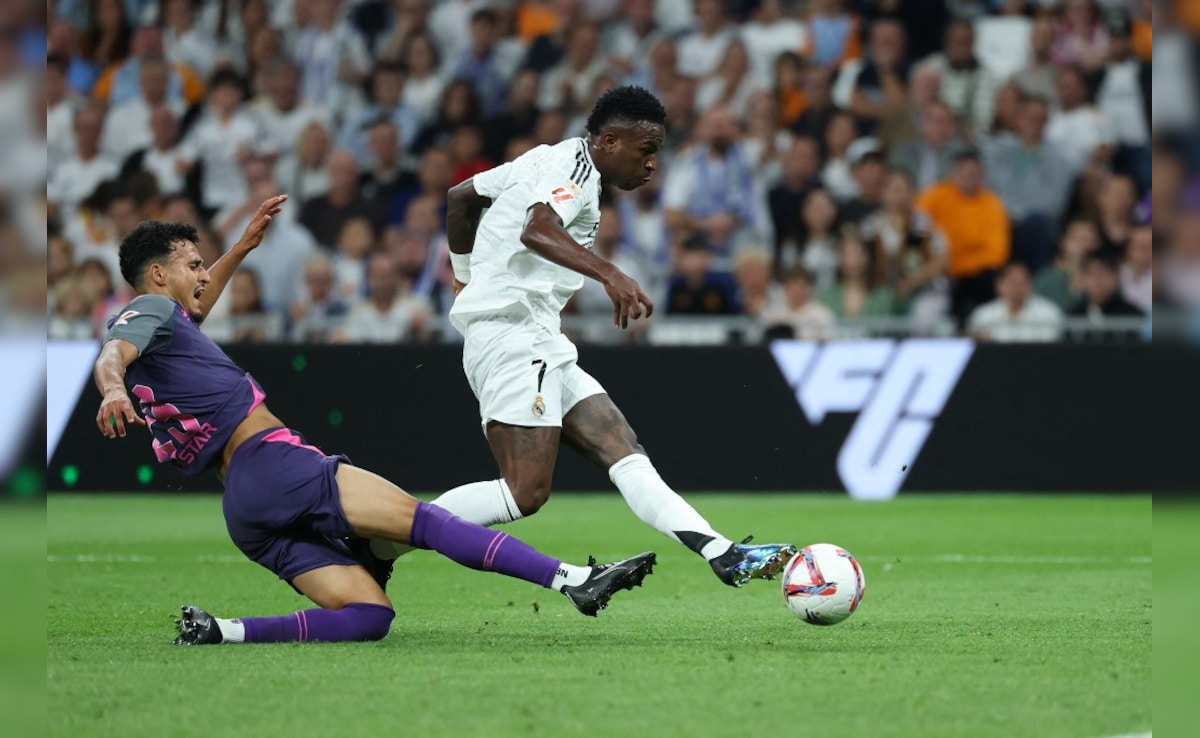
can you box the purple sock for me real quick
[241,602,394,643]
[410,501,559,588]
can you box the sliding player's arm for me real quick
[197,195,288,320]
[94,338,145,439]
[520,204,653,329]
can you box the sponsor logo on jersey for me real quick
[769,339,973,500]
[114,310,140,326]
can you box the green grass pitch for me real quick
[48,493,1150,738]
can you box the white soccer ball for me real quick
[781,543,866,625]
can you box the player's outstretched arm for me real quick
[94,338,146,439]
[197,195,287,320]
[521,204,654,328]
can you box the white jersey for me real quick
[450,138,602,333]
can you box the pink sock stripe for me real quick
[482,532,509,571]
[295,611,306,642]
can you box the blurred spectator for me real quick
[916,148,1011,323]
[92,25,204,107]
[1052,0,1110,74]
[177,69,264,218]
[772,51,807,130]
[484,68,541,163]
[665,235,740,315]
[1150,142,1185,241]
[1044,66,1111,177]
[1160,210,1200,308]
[742,91,791,188]
[767,135,822,259]
[694,38,757,119]
[47,104,119,220]
[46,54,81,173]
[817,228,894,320]
[847,19,909,134]
[539,23,608,114]
[762,266,835,340]
[292,0,371,112]
[1120,224,1152,313]
[861,168,949,322]
[1093,172,1137,257]
[47,19,99,96]
[338,61,420,166]
[1068,252,1143,320]
[790,64,838,141]
[251,58,334,161]
[160,0,226,77]
[617,178,671,303]
[100,56,185,163]
[375,0,434,63]
[204,268,282,343]
[275,120,333,204]
[334,251,429,343]
[290,253,351,342]
[1095,16,1150,191]
[986,80,1024,138]
[571,203,648,343]
[245,25,284,97]
[876,62,942,153]
[1012,15,1060,107]
[782,187,840,287]
[662,106,759,256]
[918,19,1000,136]
[840,144,886,224]
[819,111,861,200]
[81,0,133,70]
[48,275,97,340]
[1032,219,1100,311]
[862,0,948,62]
[387,146,451,228]
[733,247,783,319]
[48,232,76,300]
[973,0,1033,80]
[890,100,963,192]
[605,0,661,81]
[445,125,491,187]
[983,95,1072,271]
[741,0,807,91]
[331,215,376,299]
[300,149,388,249]
[805,0,860,69]
[412,79,482,155]
[452,8,508,117]
[78,256,126,333]
[214,158,318,312]
[967,261,1063,342]
[399,30,446,127]
[431,0,484,69]
[360,119,416,204]
[677,0,733,79]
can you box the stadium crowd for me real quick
[31,0,1174,344]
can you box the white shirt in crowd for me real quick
[47,154,120,217]
[1097,59,1149,148]
[178,111,264,210]
[452,137,602,333]
[740,17,807,90]
[677,29,733,79]
[340,294,430,343]
[252,100,333,159]
[1045,105,1113,175]
[968,295,1064,342]
[100,97,187,163]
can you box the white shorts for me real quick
[462,317,606,429]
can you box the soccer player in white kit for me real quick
[438,87,796,587]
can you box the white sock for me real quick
[609,453,733,561]
[214,617,245,643]
[551,562,591,591]
[370,480,523,560]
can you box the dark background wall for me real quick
[49,342,1188,494]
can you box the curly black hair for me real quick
[585,86,667,135]
[118,221,200,289]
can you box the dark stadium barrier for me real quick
[48,340,1184,496]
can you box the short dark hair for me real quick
[952,146,982,165]
[119,221,200,289]
[1084,251,1119,273]
[586,86,667,135]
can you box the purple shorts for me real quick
[222,427,360,583]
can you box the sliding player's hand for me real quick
[604,271,654,329]
[238,195,289,251]
[97,392,146,439]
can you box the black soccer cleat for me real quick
[710,536,798,588]
[562,552,657,617]
[346,536,395,592]
[173,605,223,645]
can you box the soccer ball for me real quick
[781,543,866,625]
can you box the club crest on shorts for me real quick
[532,394,546,417]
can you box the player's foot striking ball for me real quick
[93,197,656,646]
[709,537,799,588]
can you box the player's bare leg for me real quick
[483,423,562,516]
[562,394,797,587]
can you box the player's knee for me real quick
[345,602,395,641]
[508,477,552,517]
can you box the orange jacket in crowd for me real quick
[915,182,1011,279]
